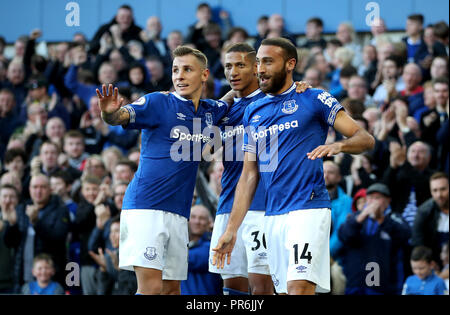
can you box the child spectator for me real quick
[402,246,448,295]
[21,254,65,295]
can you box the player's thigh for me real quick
[223,277,249,293]
[119,209,168,272]
[286,208,331,294]
[263,214,289,294]
[163,212,189,281]
[209,213,248,278]
[241,211,270,276]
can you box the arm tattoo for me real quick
[101,107,130,126]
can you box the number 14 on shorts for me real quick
[293,243,312,264]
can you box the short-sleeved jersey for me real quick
[122,92,228,219]
[216,89,267,215]
[242,83,344,216]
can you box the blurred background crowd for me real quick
[0,1,448,295]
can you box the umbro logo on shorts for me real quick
[296,265,307,273]
[144,247,157,261]
[271,274,279,286]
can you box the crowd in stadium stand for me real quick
[0,3,448,295]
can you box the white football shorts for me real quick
[209,211,270,279]
[119,209,189,280]
[264,208,331,294]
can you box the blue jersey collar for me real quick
[266,83,296,98]
[233,88,262,103]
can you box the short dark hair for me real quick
[64,130,84,141]
[110,214,121,225]
[4,148,27,165]
[197,2,210,11]
[341,98,365,118]
[408,14,424,25]
[385,55,404,69]
[258,15,269,23]
[260,37,298,65]
[328,38,343,47]
[307,17,323,28]
[116,159,138,173]
[430,172,448,182]
[433,21,449,40]
[227,27,249,41]
[119,4,133,11]
[432,76,449,88]
[225,42,256,62]
[172,45,208,69]
[0,184,19,199]
[340,65,357,79]
[50,170,74,185]
[411,246,433,263]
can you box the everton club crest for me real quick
[144,247,157,261]
[282,100,298,114]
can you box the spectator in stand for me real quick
[254,16,269,45]
[383,141,434,225]
[79,96,110,154]
[63,130,90,171]
[73,175,103,295]
[306,52,331,89]
[433,21,449,55]
[3,174,70,293]
[402,246,448,295]
[358,45,378,92]
[373,55,406,106]
[403,14,427,64]
[347,75,376,107]
[2,148,29,198]
[0,184,19,293]
[226,27,249,46]
[0,172,23,202]
[323,161,352,262]
[3,59,27,112]
[301,17,327,50]
[420,77,448,155]
[21,254,65,295]
[141,16,170,64]
[370,18,388,46]
[329,47,354,97]
[90,5,143,55]
[45,117,66,151]
[186,3,217,48]
[430,56,448,80]
[181,204,222,295]
[336,22,363,68]
[412,172,449,266]
[112,159,136,185]
[254,14,296,50]
[331,64,358,102]
[303,67,323,88]
[338,183,411,295]
[400,63,426,120]
[0,88,22,160]
[145,56,173,92]
[344,154,377,197]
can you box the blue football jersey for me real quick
[216,89,267,215]
[122,92,228,219]
[242,83,344,216]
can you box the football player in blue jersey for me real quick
[207,43,273,295]
[212,38,375,295]
[97,46,233,295]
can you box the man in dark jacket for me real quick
[338,183,411,295]
[181,205,222,295]
[412,172,449,266]
[383,141,434,225]
[3,174,70,293]
[89,5,143,55]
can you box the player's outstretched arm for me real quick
[96,84,130,126]
[212,152,259,269]
[307,110,375,160]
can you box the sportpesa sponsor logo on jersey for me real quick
[250,120,299,141]
[171,128,213,143]
[221,124,245,140]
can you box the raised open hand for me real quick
[96,84,124,115]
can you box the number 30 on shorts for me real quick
[293,243,312,264]
[251,231,267,251]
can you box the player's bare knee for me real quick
[287,280,316,295]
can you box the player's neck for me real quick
[271,77,294,96]
[235,80,260,98]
